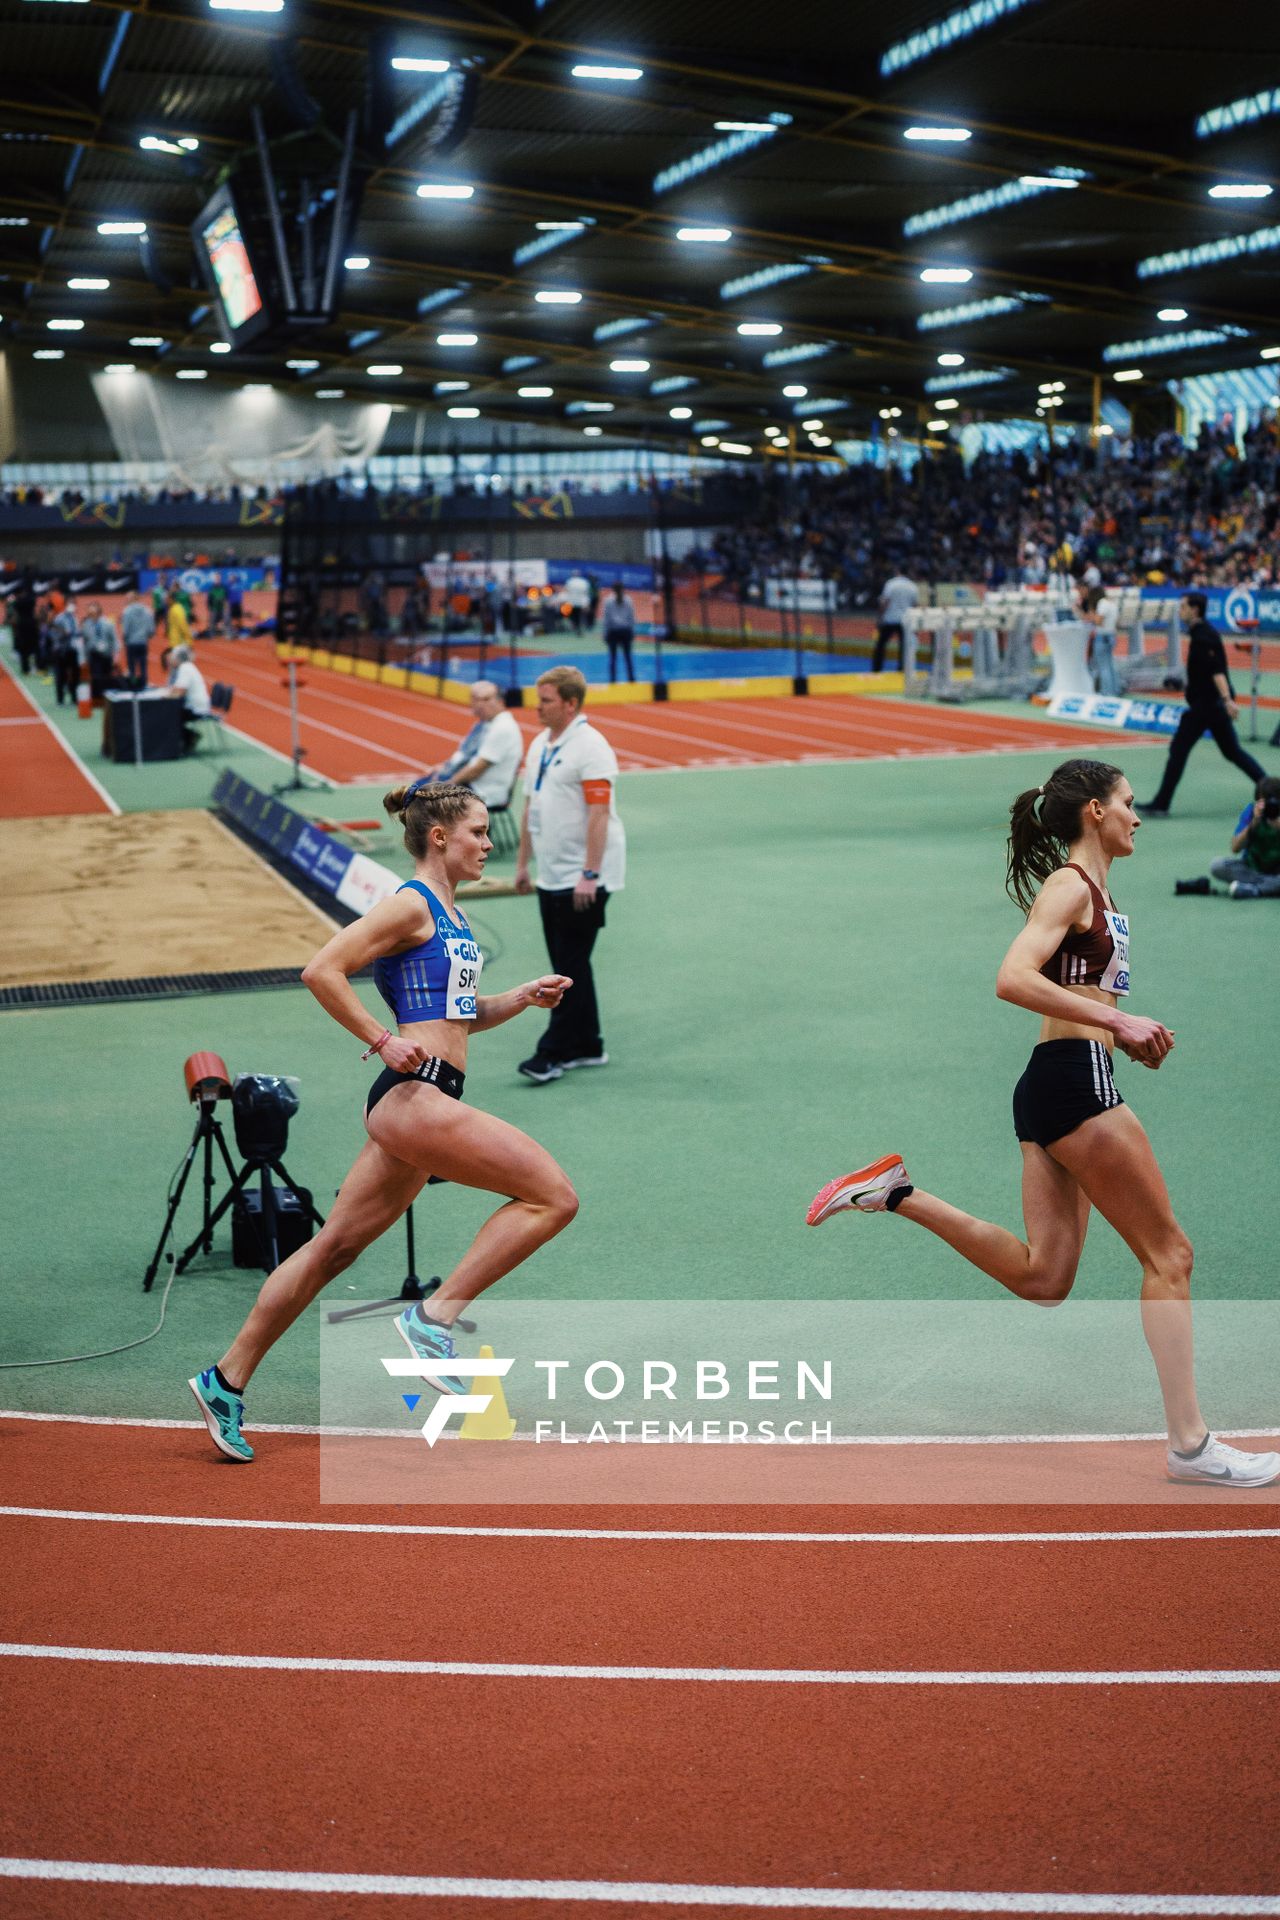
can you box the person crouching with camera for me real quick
[1177,776,1280,899]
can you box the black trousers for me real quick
[125,643,149,688]
[536,886,609,1062]
[1148,702,1266,810]
[606,633,635,683]
[52,651,79,704]
[871,622,904,671]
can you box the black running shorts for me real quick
[366,1056,465,1119]
[1012,1038,1124,1150]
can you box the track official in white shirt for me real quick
[515,665,626,1084]
[424,680,524,810]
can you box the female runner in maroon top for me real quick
[807,757,1278,1489]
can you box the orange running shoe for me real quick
[806,1154,910,1225]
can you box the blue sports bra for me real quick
[372,882,483,1024]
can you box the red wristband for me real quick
[361,1028,392,1061]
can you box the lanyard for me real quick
[535,715,584,791]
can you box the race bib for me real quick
[442,926,482,1020]
[1098,910,1130,997]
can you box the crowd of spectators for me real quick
[704,420,1280,607]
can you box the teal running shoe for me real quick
[397,1308,466,1394]
[188,1368,254,1462]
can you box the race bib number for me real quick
[1098,910,1130,997]
[443,932,482,1019]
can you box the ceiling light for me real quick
[1113,369,1142,382]
[1207,183,1272,199]
[934,397,960,410]
[1157,307,1188,323]
[534,289,582,305]
[344,256,370,271]
[937,352,965,366]
[176,369,207,379]
[737,321,782,335]
[447,405,480,417]
[286,358,320,371]
[714,120,777,133]
[718,441,751,455]
[927,418,950,430]
[48,318,84,331]
[179,138,199,151]
[810,435,831,448]
[437,332,477,345]
[700,435,720,447]
[669,406,693,419]
[242,383,272,393]
[518,385,554,397]
[1018,175,1080,188]
[610,358,649,371]
[315,389,345,398]
[1097,423,1114,435]
[67,278,109,290]
[435,380,470,392]
[416,182,475,200]
[103,363,135,374]
[676,227,732,242]
[130,336,164,347]
[535,221,586,231]
[33,349,64,360]
[208,0,283,10]
[920,267,973,283]
[140,136,186,156]
[1261,346,1280,360]
[210,341,231,354]
[903,125,971,141]
[98,221,146,236]
[0,217,30,226]
[801,417,823,430]
[571,64,643,81]
[583,425,604,436]
[575,401,614,412]
[781,383,807,398]
[391,56,449,73]
[367,364,402,376]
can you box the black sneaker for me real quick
[518,1055,563,1084]
[1229,880,1263,899]
[1173,876,1210,896]
[561,1052,609,1070]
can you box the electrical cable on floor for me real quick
[0,1140,187,1369]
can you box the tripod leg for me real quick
[143,1118,205,1291]
[172,1159,256,1275]
[271,1160,326,1229]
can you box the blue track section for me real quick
[409,642,873,688]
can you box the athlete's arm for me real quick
[300,892,432,1055]
[995,870,1174,1066]
[575,781,611,910]
[472,974,573,1032]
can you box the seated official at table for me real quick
[423,679,523,809]
[165,643,212,753]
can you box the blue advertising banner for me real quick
[1141,586,1280,635]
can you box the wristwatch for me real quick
[581,869,600,880]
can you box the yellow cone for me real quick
[459,1344,516,1441]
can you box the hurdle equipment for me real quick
[459,1344,517,1440]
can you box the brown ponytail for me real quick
[383,780,482,860]
[1005,758,1123,913]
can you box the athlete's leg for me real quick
[894,1143,1090,1305]
[1045,1104,1203,1449]
[220,1139,428,1387]
[367,1089,578,1324]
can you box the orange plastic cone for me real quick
[76,664,92,719]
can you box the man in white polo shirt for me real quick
[515,664,625,1083]
[423,679,523,810]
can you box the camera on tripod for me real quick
[143,1053,325,1291]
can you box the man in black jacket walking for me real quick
[1142,593,1267,815]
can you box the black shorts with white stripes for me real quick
[1012,1038,1124,1150]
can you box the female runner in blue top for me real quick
[807,757,1278,1489]
[189,780,576,1461]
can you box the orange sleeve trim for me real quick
[581,778,612,805]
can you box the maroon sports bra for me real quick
[1039,864,1129,994]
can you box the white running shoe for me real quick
[1166,1435,1280,1488]
[806,1154,910,1226]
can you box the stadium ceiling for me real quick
[2,0,1280,457]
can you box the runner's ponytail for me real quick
[1006,759,1123,912]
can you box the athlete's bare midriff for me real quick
[1040,983,1116,1051]
[394,1016,472,1074]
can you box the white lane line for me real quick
[218,716,335,783]
[8,1407,1280,1447]
[4,1508,1278,1546]
[4,1643,1277,1684]
[0,1862,1274,1913]
[0,662,120,814]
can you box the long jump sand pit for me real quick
[0,810,337,987]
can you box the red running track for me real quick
[0,660,115,818]
[198,640,1141,785]
[2,1419,1278,1917]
